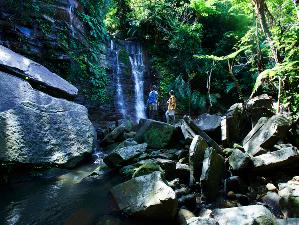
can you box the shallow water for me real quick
[0,164,175,225]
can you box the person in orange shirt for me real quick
[165,90,176,124]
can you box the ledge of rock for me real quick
[243,115,290,156]
[252,145,299,171]
[0,45,78,98]
[0,72,94,168]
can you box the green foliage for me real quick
[194,46,251,61]
[7,0,298,113]
[234,0,299,112]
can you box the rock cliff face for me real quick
[0,0,85,78]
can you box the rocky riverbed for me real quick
[97,96,299,225]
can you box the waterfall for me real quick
[126,42,146,122]
[110,40,127,118]
[115,50,127,117]
[108,40,146,122]
[68,0,77,36]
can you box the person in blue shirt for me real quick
[147,85,158,120]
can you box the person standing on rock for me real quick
[147,85,158,120]
[165,90,176,124]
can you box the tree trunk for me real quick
[228,60,243,103]
[277,76,282,113]
[252,0,282,112]
[252,0,281,64]
[255,16,264,73]
[206,61,214,112]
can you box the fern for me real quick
[193,46,251,61]
[251,61,299,98]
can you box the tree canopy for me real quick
[103,0,298,113]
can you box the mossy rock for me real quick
[135,119,177,149]
[132,162,164,178]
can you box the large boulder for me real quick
[195,114,222,143]
[0,45,78,98]
[212,205,278,225]
[189,135,208,186]
[246,94,274,127]
[221,103,250,145]
[243,115,290,156]
[252,145,299,171]
[200,147,225,201]
[135,119,178,149]
[0,72,94,167]
[228,149,252,171]
[101,124,132,147]
[110,171,178,220]
[194,113,221,132]
[103,143,147,168]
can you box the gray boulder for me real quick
[243,115,290,156]
[200,148,225,201]
[221,103,250,145]
[213,205,278,225]
[110,171,178,220]
[0,72,94,167]
[252,145,299,171]
[135,119,178,149]
[246,94,274,127]
[195,113,221,132]
[0,45,78,98]
[189,135,208,186]
[103,143,147,168]
[228,149,252,171]
[101,124,132,147]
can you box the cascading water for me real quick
[68,0,77,36]
[110,40,127,118]
[126,42,146,122]
[109,40,147,122]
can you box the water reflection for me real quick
[0,164,176,225]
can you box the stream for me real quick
[0,159,173,225]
